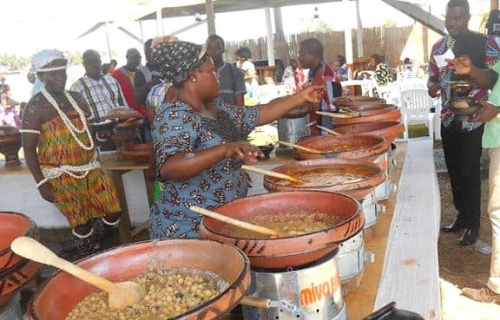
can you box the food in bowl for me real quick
[274,168,366,187]
[66,268,226,320]
[219,208,343,238]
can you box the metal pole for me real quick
[155,9,162,36]
[343,0,353,64]
[265,7,275,67]
[105,22,112,61]
[355,0,363,58]
[139,20,144,43]
[206,0,216,35]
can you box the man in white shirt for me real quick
[70,50,128,120]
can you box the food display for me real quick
[220,208,342,239]
[66,268,225,320]
[274,167,365,187]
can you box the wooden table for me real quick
[99,152,154,243]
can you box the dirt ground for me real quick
[436,149,500,319]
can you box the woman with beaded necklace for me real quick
[149,41,323,239]
[21,50,121,256]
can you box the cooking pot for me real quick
[331,108,401,125]
[294,134,388,161]
[331,121,405,145]
[199,191,363,269]
[262,158,385,201]
[333,97,386,108]
[0,211,40,307]
[121,143,152,163]
[29,239,251,320]
[270,97,313,119]
[339,103,397,115]
[0,126,22,167]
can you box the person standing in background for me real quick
[206,35,246,107]
[234,47,259,101]
[298,37,334,134]
[428,0,500,246]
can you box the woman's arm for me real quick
[257,85,323,125]
[159,143,262,181]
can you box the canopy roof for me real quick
[138,0,347,21]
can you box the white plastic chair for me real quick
[399,88,438,140]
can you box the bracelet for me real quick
[36,178,49,188]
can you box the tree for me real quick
[0,54,30,71]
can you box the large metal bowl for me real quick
[199,191,363,269]
[0,211,40,307]
[29,239,251,320]
[295,134,388,160]
[331,121,405,144]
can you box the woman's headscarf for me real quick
[151,41,207,86]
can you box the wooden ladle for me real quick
[316,125,341,136]
[241,164,305,184]
[316,110,356,118]
[277,140,323,154]
[11,236,145,309]
[190,206,286,238]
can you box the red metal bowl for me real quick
[121,143,152,163]
[333,96,386,107]
[263,158,386,200]
[331,108,401,125]
[29,239,251,320]
[0,125,22,167]
[0,211,40,307]
[199,191,363,269]
[331,121,405,144]
[294,134,387,161]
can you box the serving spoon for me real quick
[316,125,341,136]
[241,164,305,184]
[277,140,323,154]
[190,206,286,238]
[11,236,145,309]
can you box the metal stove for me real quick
[0,294,22,320]
[276,115,311,156]
[242,249,346,320]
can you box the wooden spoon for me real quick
[316,111,356,118]
[241,164,305,184]
[189,206,285,238]
[240,296,280,308]
[316,125,341,136]
[277,140,323,154]
[11,237,145,309]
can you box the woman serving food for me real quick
[149,41,323,239]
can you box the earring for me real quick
[192,78,197,82]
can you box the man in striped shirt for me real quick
[70,50,128,120]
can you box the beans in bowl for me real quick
[66,268,225,320]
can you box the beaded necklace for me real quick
[41,88,94,151]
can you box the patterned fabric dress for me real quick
[150,100,259,239]
[428,32,500,132]
[38,111,120,227]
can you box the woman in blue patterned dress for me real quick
[149,41,323,239]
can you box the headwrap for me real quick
[31,49,67,73]
[487,10,500,35]
[151,41,207,85]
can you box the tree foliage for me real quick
[0,54,30,72]
[0,51,83,72]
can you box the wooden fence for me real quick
[225,26,413,68]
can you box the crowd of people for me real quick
[7,0,499,307]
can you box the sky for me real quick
[1,0,492,62]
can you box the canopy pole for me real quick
[156,9,164,36]
[355,0,363,58]
[265,7,275,67]
[139,20,144,43]
[206,0,216,35]
[343,0,354,65]
[105,22,112,61]
[492,0,499,10]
